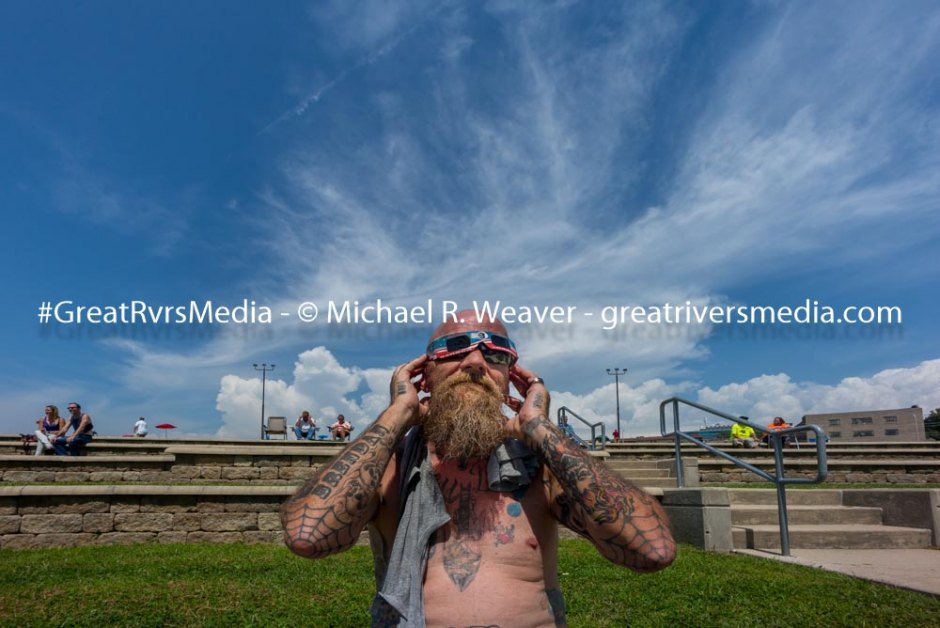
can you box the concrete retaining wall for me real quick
[699,461,940,484]
[0,450,337,485]
[0,486,296,549]
[841,489,940,545]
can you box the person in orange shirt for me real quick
[766,416,792,446]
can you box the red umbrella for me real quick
[155,423,177,438]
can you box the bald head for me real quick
[428,309,510,343]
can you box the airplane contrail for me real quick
[259,0,454,135]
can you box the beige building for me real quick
[802,407,925,442]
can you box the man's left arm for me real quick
[508,367,676,573]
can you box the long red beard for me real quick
[424,372,506,461]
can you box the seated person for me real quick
[294,410,318,441]
[329,414,353,440]
[765,416,793,446]
[133,416,148,438]
[54,402,94,456]
[730,421,758,448]
[34,404,65,455]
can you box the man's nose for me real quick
[458,346,487,377]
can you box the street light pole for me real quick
[606,367,627,437]
[253,363,275,439]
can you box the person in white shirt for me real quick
[294,411,318,441]
[133,417,148,438]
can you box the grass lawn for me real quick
[1,541,938,627]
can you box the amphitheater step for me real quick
[732,524,931,550]
[618,476,679,488]
[604,460,674,471]
[731,505,883,526]
[728,489,843,506]
[607,467,673,477]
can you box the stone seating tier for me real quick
[0,484,666,549]
[0,447,340,485]
[0,436,347,456]
[3,435,939,459]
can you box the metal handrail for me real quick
[659,397,828,556]
[557,406,606,451]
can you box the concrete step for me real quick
[605,467,673,478]
[732,524,931,549]
[605,467,672,477]
[603,460,672,470]
[728,489,842,506]
[612,476,679,488]
[731,505,883,526]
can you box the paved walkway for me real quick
[735,548,940,597]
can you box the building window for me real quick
[829,431,841,438]
[851,417,873,425]
[883,416,898,423]
[828,418,841,426]
[885,429,899,436]
[853,430,875,437]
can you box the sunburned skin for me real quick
[371,452,566,628]
[281,311,675,628]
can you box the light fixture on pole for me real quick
[606,367,627,437]
[253,363,275,439]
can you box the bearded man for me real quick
[281,311,675,627]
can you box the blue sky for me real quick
[2,0,938,439]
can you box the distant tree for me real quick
[926,408,940,441]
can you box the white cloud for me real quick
[75,2,940,433]
[211,348,940,442]
[249,1,940,393]
[697,359,940,424]
[213,346,393,439]
[552,377,698,438]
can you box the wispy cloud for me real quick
[261,0,453,134]
[85,1,940,434]
[251,2,939,379]
[1,107,193,256]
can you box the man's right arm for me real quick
[280,355,426,559]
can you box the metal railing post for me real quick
[673,400,685,488]
[771,434,791,556]
[658,397,827,556]
[556,407,605,450]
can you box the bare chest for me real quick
[420,459,560,623]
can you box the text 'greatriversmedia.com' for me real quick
[36,298,902,331]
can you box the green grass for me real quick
[1,541,938,627]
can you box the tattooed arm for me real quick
[280,355,427,558]
[507,364,676,573]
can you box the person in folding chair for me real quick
[281,310,675,627]
[329,414,354,441]
[766,416,793,447]
[294,411,318,441]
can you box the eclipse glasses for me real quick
[426,330,518,366]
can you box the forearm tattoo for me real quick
[533,392,546,411]
[280,422,400,557]
[522,418,675,572]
